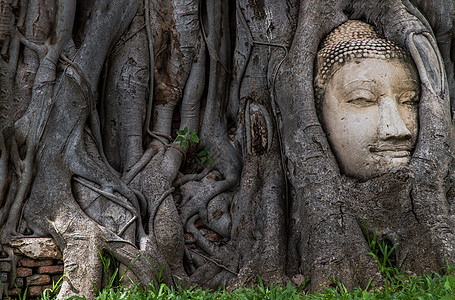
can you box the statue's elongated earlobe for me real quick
[407,32,445,97]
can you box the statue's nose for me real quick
[378,96,412,140]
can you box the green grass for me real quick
[34,271,455,299]
[31,228,455,299]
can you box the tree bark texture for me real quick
[0,0,454,297]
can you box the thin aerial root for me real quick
[188,248,238,276]
[105,239,137,248]
[144,0,155,136]
[1,145,35,240]
[10,137,22,175]
[245,99,252,155]
[117,216,137,236]
[72,177,138,218]
[122,147,156,184]
[187,215,219,256]
[149,187,176,224]
[132,189,147,216]
[233,6,253,108]
[6,0,26,76]
[88,109,121,178]
[16,28,47,58]
[199,5,230,75]
[149,131,172,143]
[0,133,8,201]
[174,166,214,187]
[166,143,186,157]
[110,24,146,56]
[237,4,289,89]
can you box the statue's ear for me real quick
[407,32,445,96]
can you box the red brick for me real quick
[7,288,22,297]
[38,265,64,274]
[18,258,53,267]
[27,274,51,286]
[16,267,33,277]
[29,285,52,297]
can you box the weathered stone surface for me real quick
[10,238,62,260]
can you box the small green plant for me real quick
[175,126,199,148]
[15,285,28,300]
[175,127,215,165]
[364,221,409,294]
[41,274,66,300]
[97,248,120,291]
[197,146,215,164]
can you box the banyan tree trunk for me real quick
[0,0,453,297]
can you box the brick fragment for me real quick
[29,285,53,297]
[7,288,21,297]
[18,258,53,267]
[27,274,51,286]
[16,267,33,277]
[38,265,64,274]
[0,272,8,283]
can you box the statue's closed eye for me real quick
[346,89,376,106]
[399,90,419,105]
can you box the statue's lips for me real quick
[369,146,412,157]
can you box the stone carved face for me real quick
[321,58,420,179]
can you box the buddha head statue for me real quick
[314,20,420,180]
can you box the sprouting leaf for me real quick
[209,157,216,164]
[201,157,207,164]
[190,135,200,143]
